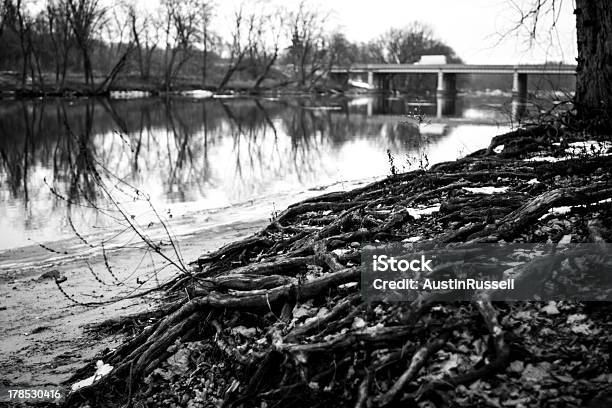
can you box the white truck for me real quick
[415,55,447,65]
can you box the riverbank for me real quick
[57,125,612,408]
[0,71,345,99]
[0,216,267,403]
[0,174,383,401]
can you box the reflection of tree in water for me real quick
[0,100,100,205]
[161,99,208,201]
[0,100,183,238]
[280,101,325,184]
[64,101,99,206]
[219,100,294,196]
[221,97,443,192]
[0,101,39,202]
[0,96,451,244]
[279,98,428,152]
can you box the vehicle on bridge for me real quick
[415,55,447,65]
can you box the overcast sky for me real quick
[208,0,577,64]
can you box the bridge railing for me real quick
[329,63,577,75]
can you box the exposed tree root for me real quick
[64,127,612,407]
[376,333,450,407]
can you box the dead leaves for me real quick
[541,302,560,315]
[521,362,550,383]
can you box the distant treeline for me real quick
[0,0,467,94]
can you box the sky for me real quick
[208,0,578,65]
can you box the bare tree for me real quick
[0,0,7,39]
[65,0,106,86]
[2,0,32,88]
[27,12,47,87]
[160,0,203,90]
[125,1,160,81]
[374,22,460,64]
[216,5,251,91]
[200,2,214,86]
[217,2,284,91]
[285,1,330,88]
[250,10,283,89]
[95,1,136,93]
[327,32,359,69]
[45,0,73,87]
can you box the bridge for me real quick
[329,64,576,101]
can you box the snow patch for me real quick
[347,97,371,107]
[406,205,440,219]
[493,145,504,154]
[524,156,564,162]
[110,90,150,99]
[463,186,509,194]
[525,141,612,162]
[338,281,358,290]
[71,360,113,392]
[181,89,213,98]
[538,206,572,221]
[302,106,342,111]
[565,140,612,155]
[538,198,611,221]
[348,79,374,90]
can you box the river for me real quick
[0,93,520,253]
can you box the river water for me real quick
[0,94,517,252]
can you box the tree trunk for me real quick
[202,27,208,86]
[253,50,278,89]
[96,46,133,94]
[574,0,612,126]
[60,45,69,88]
[218,55,244,91]
[144,46,155,80]
[163,48,178,91]
[131,20,145,80]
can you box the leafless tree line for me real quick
[0,0,461,92]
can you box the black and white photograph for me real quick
[0,0,611,407]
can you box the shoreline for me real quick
[3,125,611,407]
[61,125,612,407]
[0,177,380,392]
[0,73,565,101]
[0,73,343,99]
[0,217,267,398]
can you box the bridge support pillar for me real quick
[367,71,374,88]
[370,73,391,92]
[512,72,528,102]
[380,74,391,92]
[436,71,456,97]
[436,96,456,118]
[512,99,527,121]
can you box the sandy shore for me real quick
[0,216,267,399]
[0,178,374,401]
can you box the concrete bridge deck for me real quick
[329,63,576,75]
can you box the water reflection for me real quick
[0,95,512,250]
[351,94,531,122]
